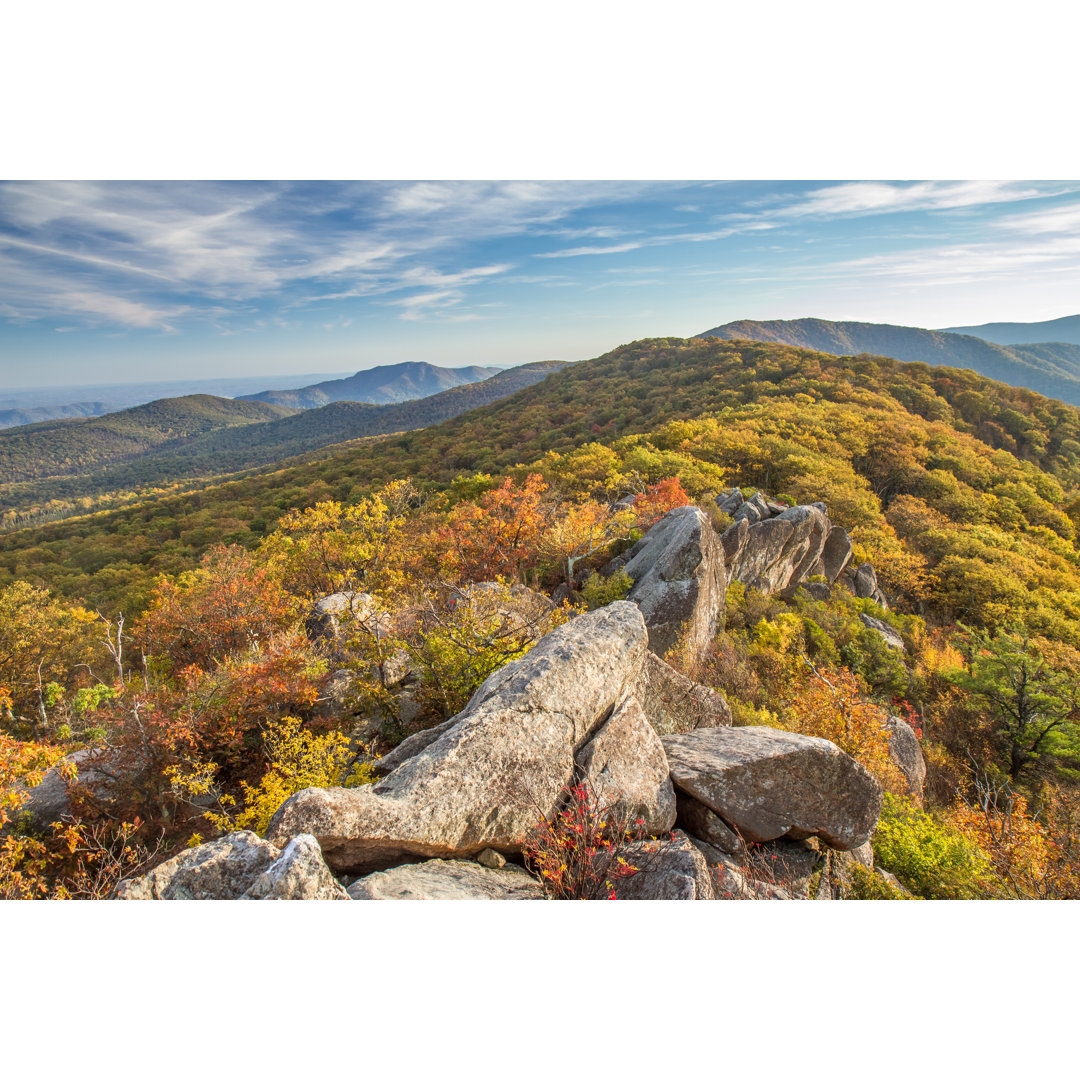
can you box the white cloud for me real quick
[538,241,643,258]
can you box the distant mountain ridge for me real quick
[0,372,355,430]
[0,395,294,484]
[696,317,1080,406]
[238,361,503,409]
[0,361,567,528]
[940,314,1080,346]
[0,402,108,430]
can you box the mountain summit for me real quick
[237,361,502,409]
[696,317,1080,406]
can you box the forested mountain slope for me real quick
[698,318,1080,406]
[0,395,294,484]
[5,337,1080,645]
[237,361,502,408]
[0,362,567,529]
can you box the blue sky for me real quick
[3,179,1080,389]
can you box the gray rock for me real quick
[241,834,350,900]
[732,491,771,525]
[371,718,458,777]
[796,581,832,602]
[689,839,796,900]
[821,526,854,583]
[860,613,905,651]
[622,505,726,660]
[266,603,649,873]
[347,859,546,900]
[730,504,830,597]
[715,489,744,515]
[11,749,92,829]
[675,793,744,854]
[305,591,388,644]
[884,715,927,802]
[610,830,715,899]
[575,694,677,836]
[477,848,507,869]
[630,651,732,737]
[114,831,347,900]
[720,517,749,568]
[661,725,883,851]
[853,562,889,608]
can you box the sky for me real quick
[3,179,1080,390]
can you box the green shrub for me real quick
[872,793,993,899]
[580,569,633,611]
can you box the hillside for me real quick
[6,336,1080,903]
[697,318,1080,406]
[0,362,567,529]
[238,361,503,408]
[5,336,1080,637]
[0,395,295,485]
[941,313,1080,346]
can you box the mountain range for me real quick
[0,361,566,529]
[237,361,503,409]
[940,314,1080,346]
[697,317,1080,406]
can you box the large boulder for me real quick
[727,504,830,597]
[620,505,726,660]
[9,749,93,830]
[610,830,715,899]
[820,525,854,583]
[661,726,883,851]
[348,859,547,900]
[885,715,927,803]
[114,831,348,900]
[575,694,676,835]
[630,651,732,737]
[266,603,649,873]
[851,562,889,609]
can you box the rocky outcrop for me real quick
[661,726,883,851]
[620,505,726,660]
[266,602,649,873]
[724,504,830,597]
[610,830,715,899]
[114,831,348,900]
[713,491,886,608]
[630,651,732,737]
[347,859,547,900]
[575,694,676,835]
[885,715,927,802]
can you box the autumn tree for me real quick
[0,582,100,733]
[137,544,294,675]
[438,474,549,583]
